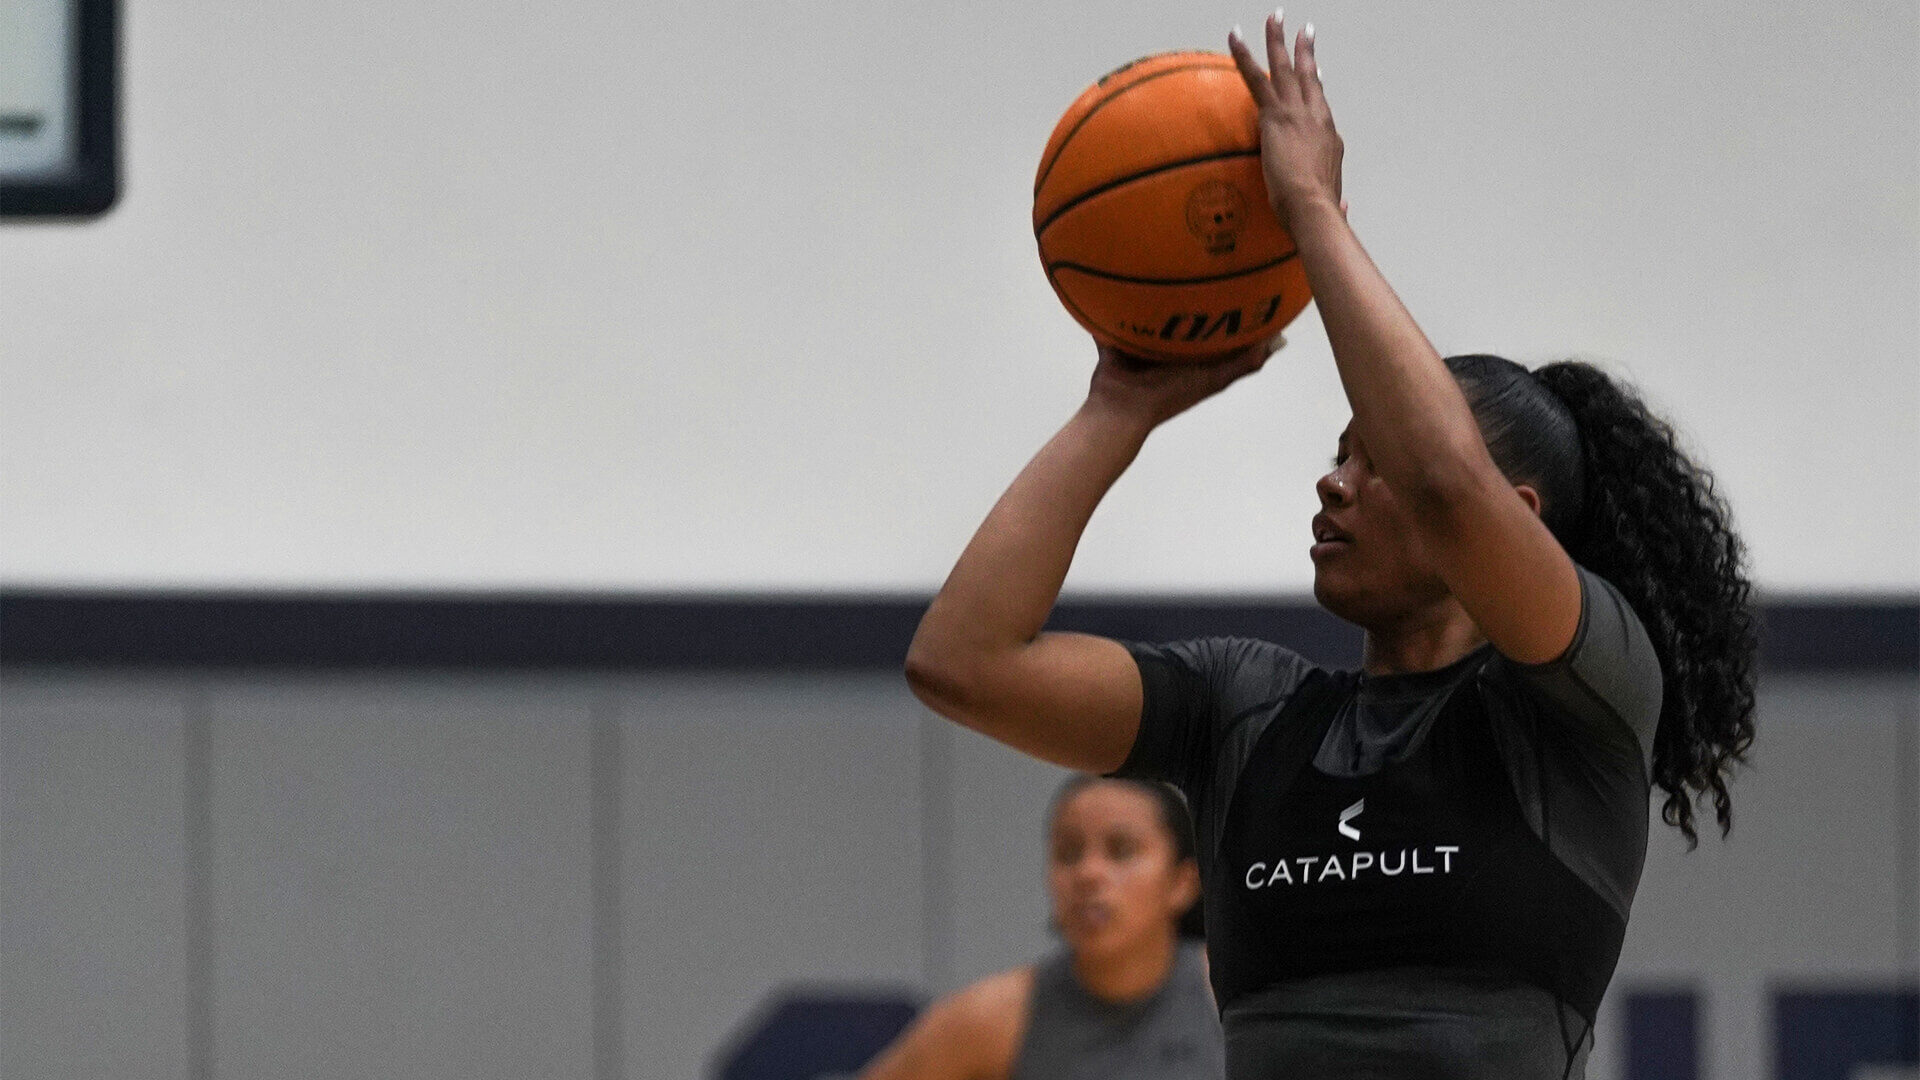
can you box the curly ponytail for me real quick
[1446,355,1759,846]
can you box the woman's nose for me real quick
[1317,468,1353,507]
[1069,856,1116,888]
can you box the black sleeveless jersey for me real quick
[1207,665,1626,1020]
[1115,567,1663,1078]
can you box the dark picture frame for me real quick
[0,0,119,218]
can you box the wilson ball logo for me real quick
[1185,180,1248,255]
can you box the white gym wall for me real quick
[1,0,1914,594]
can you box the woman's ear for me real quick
[1171,859,1201,916]
[1514,483,1543,517]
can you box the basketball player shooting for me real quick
[905,13,1757,1078]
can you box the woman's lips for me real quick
[1311,514,1352,559]
[1065,900,1113,930]
[1310,539,1351,560]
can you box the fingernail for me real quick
[1304,22,1316,41]
[1273,7,1284,24]
[1230,24,1243,44]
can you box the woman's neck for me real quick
[1071,933,1179,1005]
[1361,597,1487,675]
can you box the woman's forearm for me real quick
[907,340,1272,768]
[1289,198,1492,499]
[909,400,1151,675]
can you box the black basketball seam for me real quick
[1045,261,1262,354]
[1033,57,1237,198]
[1046,249,1299,287]
[1033,148,1264,242]
[1043,262,1109,339]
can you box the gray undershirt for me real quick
[1009,942,1225,1080]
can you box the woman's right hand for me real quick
[1086,334,1285,430]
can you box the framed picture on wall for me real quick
[0,0,118,218]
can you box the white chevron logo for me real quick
[1338,798,1365,841]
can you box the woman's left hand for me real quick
[1227,12,1342,233]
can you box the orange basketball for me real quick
[1034,52,1311,362]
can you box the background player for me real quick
[860,776,1224,1080]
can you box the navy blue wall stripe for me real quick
[0,592,1913,673]
[1775,988,1919,1080]
[1624,990,1699,1080]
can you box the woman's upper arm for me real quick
[907,630,1144,774]
[858,971,1029,1080]
[1409,453,1584,666]
[856,1003,984,1080]
[1506,568,1664,765]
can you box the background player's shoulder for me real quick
[956,965,1037,1017]
[934,966,1034,1077]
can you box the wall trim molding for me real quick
[1,591,1913,673]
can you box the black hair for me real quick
[1048,775,1205,939]
[1444,354,1758,846]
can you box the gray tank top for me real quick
[1009,942,1224,1080]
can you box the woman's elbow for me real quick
[907,636,1023,736]
[904,645,953,706]
[905,638,979,717]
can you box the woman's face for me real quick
[1046,782,1198,960]
[1310,427,1453,626]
